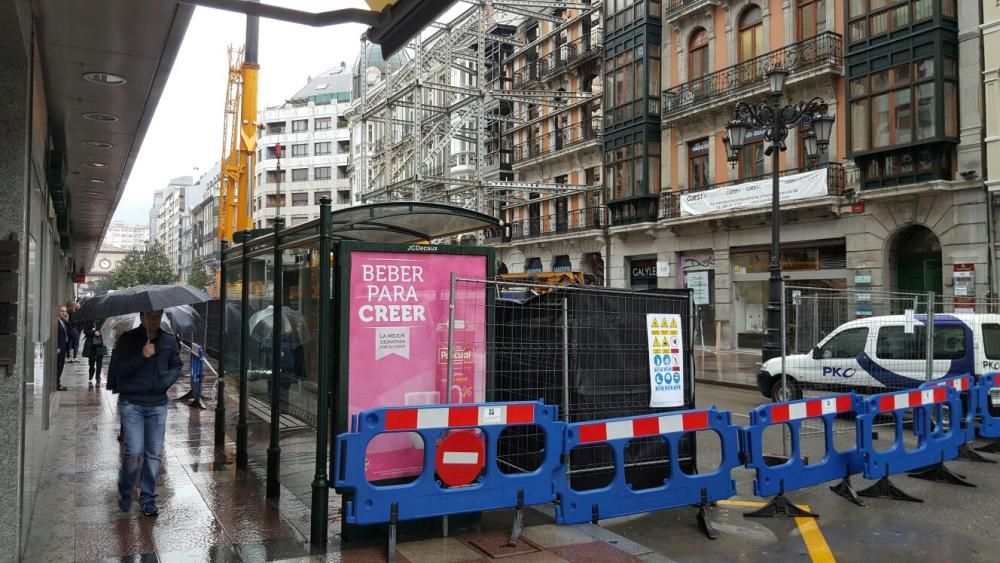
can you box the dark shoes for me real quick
[141,504,159,517]
[57,385,68,391]
[118,496,131,513]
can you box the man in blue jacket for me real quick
[108,309,183,517]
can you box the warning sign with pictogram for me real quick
[646,313,685,407]
[435,430,486,487]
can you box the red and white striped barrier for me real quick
[577,410,710,444]
[873,387,947,413]
[768,395,854,423]
[384,403,535,431]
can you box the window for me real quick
[292,168,309,182]
[984,324,1000,360]
[292,119,308,132]
[265,194,286,208]
[818,327,869,359]
[338,190,351,204]
[314,191,331,204]
[739,140,765,179]
[315,117,331,131]
[688,139,710,190]
[876,325,966,360]
[315,141,332,155]
[797,0,826,40]
[291,143,308,157]
[337,117,348,128]
[265,170,285,183]
[851,100,869,152]
[941,0,955,19]
[266,121,285,134]
[314,166,331,180]
[688,28,708,83]
[915,82,935,140]
[291,192,309,206]
[739,5,764,73]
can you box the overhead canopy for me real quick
[327,202,499,243]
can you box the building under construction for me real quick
[348,0,607,281]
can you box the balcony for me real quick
[661,32,842,124]
[510,31,603,89]
[663,0,723,24]
[658,163,845,220]
[511,118,603,167]
[608,194,661,226]
[487,207,607,243]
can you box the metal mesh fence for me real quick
[451,278,697,491]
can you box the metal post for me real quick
[237,232,251,470]
[310,197,332,546]
[562,298,570,423]
[780,280,789,457]
[446,273,457,404]
[764,97,783,364]
[926,291,935,381]
[267,216,284,499]
[215,240,229,451]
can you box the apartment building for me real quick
[253,64,354,229]
[190,165,221,283]
[154,175,196,280]
[102,221,149,251]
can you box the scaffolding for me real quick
[351,0,602,219]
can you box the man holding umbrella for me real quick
[108,308,183,516]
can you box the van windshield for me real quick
[984,324,1000,360]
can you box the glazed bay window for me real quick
[605,141,660,200]
[849,0,955,44]
[604,42,659,127]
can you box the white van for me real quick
[757,313,1000,401]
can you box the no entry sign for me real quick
[435,430,485,487]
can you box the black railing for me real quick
[491,206,607,241]
[658,163,845,219]
[661,32,842,118]
[511,31,604,89]
[511,118,603,163]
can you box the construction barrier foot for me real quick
[697,505,718,540]
[956,444,996,464]
[975,440,1000,454]
[829,477,865,507]
[907,464,976,487]
[743,495,818,519]
[387,503,398,563]
[857,477,923,502]
[508,491,525,547]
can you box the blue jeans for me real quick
[118,402,167,507]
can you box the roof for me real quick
[289,64,353,100]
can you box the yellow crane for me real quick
[218,38,259,242]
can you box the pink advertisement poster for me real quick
[348,250,488,482]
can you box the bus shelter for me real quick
[218,200,498,545]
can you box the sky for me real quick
[111,1,369,223]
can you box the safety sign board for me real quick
[646,314,685,407]
[435,430,486,487]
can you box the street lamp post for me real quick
[725,68,834,365]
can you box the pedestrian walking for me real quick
[67,300,82,363]
[82,320,107,388]
[108,309,183,517]
[55,305,70,391]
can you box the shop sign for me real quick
[646,314,685,408]
[679,168,828,216]
[347,251,488,482]
[682,254,716,271]
[656,261,671,277]
[953,263,976,312]
[630,259,658,285]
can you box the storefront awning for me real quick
[329,202,499,243]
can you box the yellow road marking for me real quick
[717,500,835,563]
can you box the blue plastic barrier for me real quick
[743,393,863,498]
[553,407,740,525]
[976,373,1000,439]
[918,375,975,443]
[859,385,963,478]
[189,344,205,399]
[334,401,561,525]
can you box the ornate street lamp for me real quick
[725,67,834,364]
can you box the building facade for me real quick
[148,189,165,243]
[191,165,221,287]
[153,175,195,279]
[983,0,1000,300]
[253,65,354,229]
[103,222,149,251]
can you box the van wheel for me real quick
[771,378,801,403]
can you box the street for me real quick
[596,382,1000,562]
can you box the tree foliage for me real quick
[187,259,211,290]
[97,242,176,291]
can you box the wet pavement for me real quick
[21,359,653,562]
[694,349,761,390]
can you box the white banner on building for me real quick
[647,313,685,408]
[679,168,829,217]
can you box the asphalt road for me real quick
[598,382,1000,563]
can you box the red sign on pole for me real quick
[435,430,485,487]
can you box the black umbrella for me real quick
[75,284,211,322]
[164,305,205,338]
